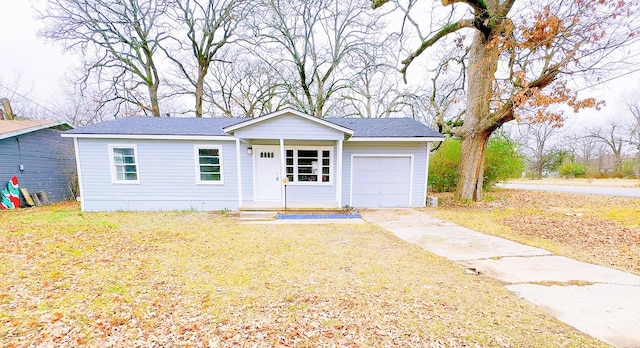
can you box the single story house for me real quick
[62,108,444,212]
[0,119,76,203]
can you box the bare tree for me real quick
[626,101,640,176]
[589,123,627,175]
[516,122,562,179]
[564,134,600,177]
[206,51,285,118]
[39,0,168,116]
[162,0,245,117]
[253,0,380,117]
[373,0,640,201]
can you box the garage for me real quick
[351,156,412,208]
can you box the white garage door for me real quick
[351,156,411,208]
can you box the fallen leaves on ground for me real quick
[0,202,603,347]
[430,189,640,274]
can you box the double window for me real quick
[109,145,139,184]
[285,147,331,184]
[195,146,223,184]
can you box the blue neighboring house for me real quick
[63,108,444,212]
[0,119,76,203]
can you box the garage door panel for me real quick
[351,156,411,208]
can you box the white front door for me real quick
[254,146,282,201]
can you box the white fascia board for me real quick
[222,107,355,136]
[347,137,445,142]
[61,134,235,141]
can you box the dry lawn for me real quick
[428,189,640,275]
[0,202,603,347]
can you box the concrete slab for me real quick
[363,208,640,347]
[507,283,640,348]
[463,255,640,285]
[384,226,551,261]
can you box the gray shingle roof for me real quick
[66,116,444,138]
[65,117,245,136]
[327,117,443,138]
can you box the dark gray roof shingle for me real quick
[66,116,444,138]
[65,117,245,136]
[327,117,443,138]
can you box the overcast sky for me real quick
[1,0,638,128]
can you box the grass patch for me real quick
[0,202,604,346]
[528,280,596,287]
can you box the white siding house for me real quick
[63,108,444,211]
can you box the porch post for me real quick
[336,139,343,208]
[235,138,243,208]
[279,138,285,203]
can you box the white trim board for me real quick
[108,144,141,185]
[193,144,224,185]
[347,137,444,142]
[349,154,414,207]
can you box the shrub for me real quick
[428,138,461,192]
[429,134,524,192]
[558,162,586,178]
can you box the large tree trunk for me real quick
[456,131,491,201]
[455,31,499,202]
[195,71,206,118]
[150,84,161,117]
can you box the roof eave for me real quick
[348,136,445,142]
[0,120,74,140]
[61,134,235,141]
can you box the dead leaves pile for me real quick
[433,189,640,274]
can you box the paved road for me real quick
[362,208,640,348]
[497,183,640,198]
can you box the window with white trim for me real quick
[285,147,332,183]
[195,146,223,183]
[110,145,139,183]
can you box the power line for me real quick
[0,82,63,118]
[575,67,640,93]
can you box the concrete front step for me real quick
[238,211,277,221]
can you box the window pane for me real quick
[286,149,293,157]
[125,172,138,180]
[114,148,134,156]
[298,159,313,166]
[298,175,317,182]
[201,173,221,181]
[286,167,293,174]
[322,159,329,166]
[298,150,318,158]
[286,158,293,165]
[322,150,330,158]
[286,174,294,181]
[201,166,220,173]
[199,157,219,165]
[298,167,312,174]
[322,167,330,174]
[322,175,330,182]
[124,165,137,172]
[199,148,219,157]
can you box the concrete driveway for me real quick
[361,208,640,347]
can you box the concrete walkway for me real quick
[361,208,640,348]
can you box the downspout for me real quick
[0,98,15,120]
